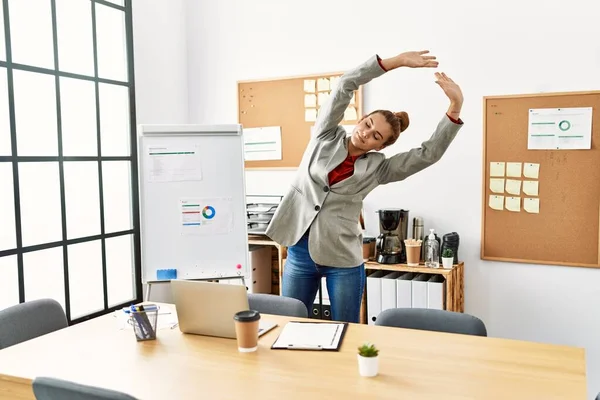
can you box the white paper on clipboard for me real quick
[271,322,346,350]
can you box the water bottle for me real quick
[425,229,440,268]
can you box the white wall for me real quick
[184,0,600,397]
[132,0,189,303]
[132,0,189,125]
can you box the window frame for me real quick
[0,0,142,324]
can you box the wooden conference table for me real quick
[0,303,586,399]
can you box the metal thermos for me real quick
[412,217,425,262]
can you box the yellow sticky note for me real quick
[505,179,521,195]
[344,106,357,121]
[490,162,505,177]
[304,80,316,93]
[507,162,522,178]
[523,163,540,179]
[523,180,539,196]
[318,92,330,106]
[305,109,317,122]
[524,198,540,214]
[304,94,316,108]
[329,76,341,90]
[489,195,504,210]
[490,178,504,194]
[505,196,521,212]
[317,78,330,91]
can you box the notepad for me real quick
[271,321,347,351]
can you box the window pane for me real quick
[99,83,129,156]
[55,0,94,76]
[95,4,127,81]
[68,240,103,319]
[0,4,6,61]
[19,162,62,247]
[0,163,16,251]
[8,0,54,69]
[13,70,58,156]
[106,234,134,307]
[60,77,97,156]
[23,246,65,312]
[0,68,10,156]
[0,256,18,310]
[64,161,100,239]
[102,161,132,233]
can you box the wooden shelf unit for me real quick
[359,261,465,324]
[248,235,286,295]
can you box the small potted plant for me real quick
[442,248,454,268]
[357,342,379,377]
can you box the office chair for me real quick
[375,308,487,337]
[248,293,308,318]
[0,298,68,350]
[33,377,138,400]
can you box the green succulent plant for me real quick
[442,248,454,258]
[358,342,379,357]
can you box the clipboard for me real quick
[270,321,348,351]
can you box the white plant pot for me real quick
[357,354,379,377]
[442,257,454,268]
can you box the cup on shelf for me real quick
[404,239,422,267]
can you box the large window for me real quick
[0,0,141,324]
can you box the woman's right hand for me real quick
[381,50,439,71]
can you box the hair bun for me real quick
[394,111,410,132]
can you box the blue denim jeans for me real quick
[282,232,366,323]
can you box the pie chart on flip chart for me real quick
[202,205,216,219]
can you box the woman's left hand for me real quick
[435,72,463,106]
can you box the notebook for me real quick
[271,321,347,351]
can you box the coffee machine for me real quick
[375,209,409,264]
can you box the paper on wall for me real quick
[523,181,539,196]
[318,92,330,106]
[523,163,540,179]
[528,107,592,150]
[329,76,341,91]
[489,195,504,210]
[505,197,521,212]
[490,162,505,177]
[505,179,522,195]
[243,126,282,161]
[304,94,317,108]
[303,80,316,92]
[180,197,234,236]
[305,109,317,122]
[506,162,522,178]
[524,198,540,214]
[344,106,357,121]
[317,78,330,91]
[146,145,202,183]
[490,178,505,194]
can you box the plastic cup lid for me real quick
[234,310,261,322]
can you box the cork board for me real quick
[481,91,600,268]
[238,73,363,169]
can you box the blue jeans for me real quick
[282,232,365,323]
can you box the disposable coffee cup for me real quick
[406,244,421,266]
[233,310,261,353]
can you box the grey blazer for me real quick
[265,55,464,267]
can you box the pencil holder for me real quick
[130,309,158,341]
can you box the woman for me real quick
[265,50,464,323]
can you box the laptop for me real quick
[170,279,277,339]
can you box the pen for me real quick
[286,344,323,350]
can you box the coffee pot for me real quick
[375,209,409,264]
